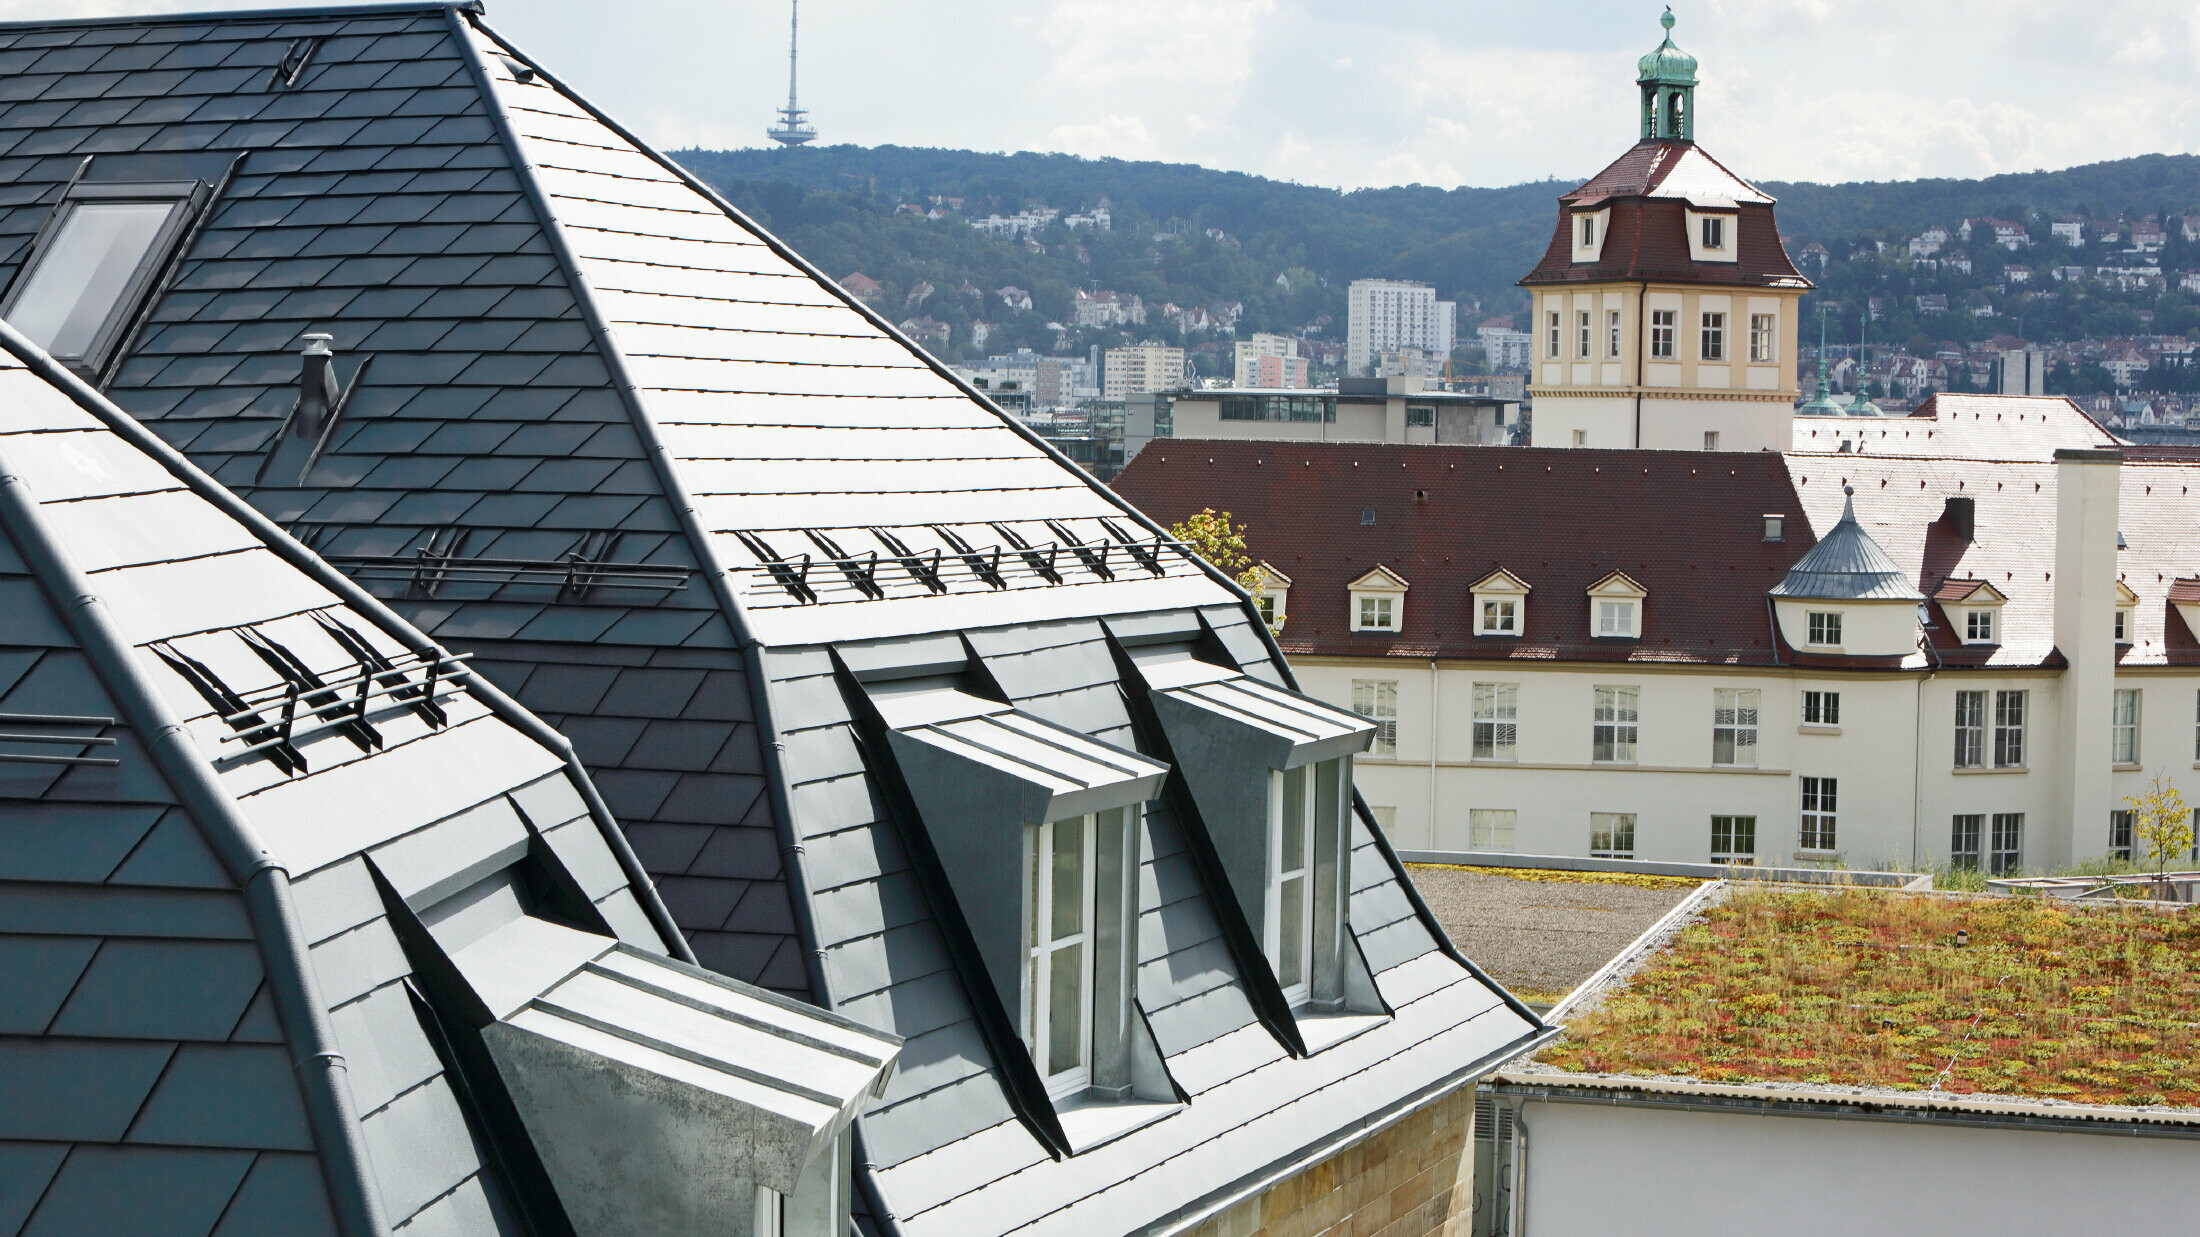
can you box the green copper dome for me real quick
[1637,10,1698,86]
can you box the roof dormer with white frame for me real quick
[1253,561,1292,631]
[1935,577,2007,646]
[1349,564,1410,633]
[1588,570,1648,639]
[1571,206,1611,263]
[1471,567,1531,637]
[2116,579,2138,645]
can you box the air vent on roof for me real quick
[1943,495,1975,542]
[255,335,373,487]
[269,37,323,89]
[1763,514,1784,541]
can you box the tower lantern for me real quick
[1638,8,1698,141]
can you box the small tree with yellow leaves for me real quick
[2125,773,2193,891]
[1170,507,1268,599]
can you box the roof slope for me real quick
[1769,489,1924,601]
[1113,442,1813,665]
[1791,393,2124,460]
[0,320,686,1235]
[1520,140,1806,290]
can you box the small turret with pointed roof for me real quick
[1639,8,1698,140]
[1847,314,1879,416]
[1798,307,1846,416]
[1771,485,1924,600]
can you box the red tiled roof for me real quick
[1112,442,1811,665]
[1521,140,1807,290]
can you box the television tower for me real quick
[767,0,816,146]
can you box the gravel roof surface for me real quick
[1408,866,1700,1004]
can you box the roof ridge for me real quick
[0,1,472,32]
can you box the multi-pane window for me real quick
[1579,215,1596,248]
[1950,814,1983,869]
[1473,682,1519,761]
[1357,594,1395,631]
[2110,810,2135,862]
[1577,310,1592,358]
[2113,688,2140,764]
[1547,310,1561,358]
[1268,768,1317,1005]
[1799,777,1837,852]
[1593,686,1639,763]
[1608,309,1622,358]
[1806,611,1842,646]
[1967,609,1995,643]
[1353,679,1399,758]
[1701,215,1726,250]
[1590,812,1635,859]
[1650,309,1675,359]
[1256,593,1279,626]
[1470,808,1516,851]
[1480,597,1517,634]
[1025,811,1103,1099]
[1994,690,2027,767]
[1954,690,1986,767]
[1710,815,1755,864]
[1749,313,1775,362]
[1597,600,1637,637]
[1712,688,1759,766]
[2116,609,2130,643]
[1700,311,1726,361]
[1990,813,2023,875]
[1802,690,1839,726]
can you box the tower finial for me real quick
[1662,6,1675,30]
[1638,8,1699,140]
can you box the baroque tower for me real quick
[1519,10,1811,451]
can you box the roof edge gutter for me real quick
[0,453,390,1237]
[0,321,691,968]
[1142,1024,1560,1237]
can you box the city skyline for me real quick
[58,0,2200,192]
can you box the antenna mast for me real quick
[767,0,816,146]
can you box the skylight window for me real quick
[3,179,207,378]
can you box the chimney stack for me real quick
[295,333,336,439]
[1943,494,1975,542]
[2048,447,2122,870]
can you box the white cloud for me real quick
[1047,114,1159,160]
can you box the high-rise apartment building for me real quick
[1347,279,1455,376]
[1103,343,1188,399]
[1233,332,1309,388]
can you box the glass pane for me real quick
[1280,765,1307,874]
[1277,874,1306,989]
[1047,940,1083,1076]
[1050,815,1084,943]
[11,200,176,359]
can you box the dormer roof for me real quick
[1351,564,1411,591]
[2117,580,2139,605]
[1472,567,1533,594]
[1254,561,1293,587]
[1769,488,1924,601]
[1587,569,1648,598]
[1933,578,2007,605]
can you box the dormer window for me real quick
[1349,565,1409,633]
[4,177,211,379]
[1570,207,1610,262]
[1252,562,1291,630]
[1807,611,1843,646]
[1701,215,1725,250]
[2116,580,2138,645]
[1471,568,1531,637]
[1685,209,1739,263]
[1935,579,2006,647]
[1579,215,1596,248]
[1587,570,1647,639]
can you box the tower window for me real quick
[1579,215,1596,248]
[1649,309,1675,359]
[1700,215,1725,250]
[1577,310,1591,358]
[1700,311,1726,361]
[1608,309,1622,358]
[4,178,209,378]
[1749,313,1776,362]
[1546,310,1560,358]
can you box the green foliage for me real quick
[1168,508,1264,593]
[2126,774,2194,880]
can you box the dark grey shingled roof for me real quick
[0,5,1545,1233]
[1769,488,1924,601]
[0,321,708,1236]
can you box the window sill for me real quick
[1794,850,1838,862]
[1798,724,1840,735]
[1054,1094,1183,1155]
[2114,763,2144,771]
[1475,631,1521,639]
[1953,766,2027,775]
[1295,1011,1389,1056]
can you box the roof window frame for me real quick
[2,174,213,381]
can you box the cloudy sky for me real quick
[60,0,2200,190]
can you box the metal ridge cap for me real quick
[0,319,693,969]
[459,11,1263,642]
[0,0,473,31]
[0,439,391,1237]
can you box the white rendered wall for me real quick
[1517,1099,2200,1237]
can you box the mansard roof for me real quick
[1520,140,1809,290]
[0,6,1541,1232]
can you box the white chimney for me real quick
[2049,447,2122,869]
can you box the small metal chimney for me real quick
[1943,494,1975,542]
[295,333,337,439]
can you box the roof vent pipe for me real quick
[1944,494,1975,542]
[296,333,337,440]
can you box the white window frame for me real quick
[1590,812,1635,859]
[1473,682,1519,761]
[1266,767,1318,1007]
[1712,688,1759,767]
[1964,608,1997,644]
[1710,815,1756,864]
[1353,679,1399,759]
[1749,312,1776,362]
[1025,813,1100,1101]
[1954,690,1986,768]
[1596,599,1638,638]
[1577,309,1592,358]
[1806,611,1843,647]
[1479,596,1518,635]
[1607,308,1622,358]
[1546,310,1561,359]
[1802,689,1839,726]
[1994,690,2027,768]
[1354,593,1396,632]
[1592,685,1638,764]
[2113,688,2140,765]
[1701,215,1726,251]
[1578,215,1596,249]
[1700,311,1726,361]
[1799,776,1837,853]
[1649,309,1675,359]
[1470,808,1516,851]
